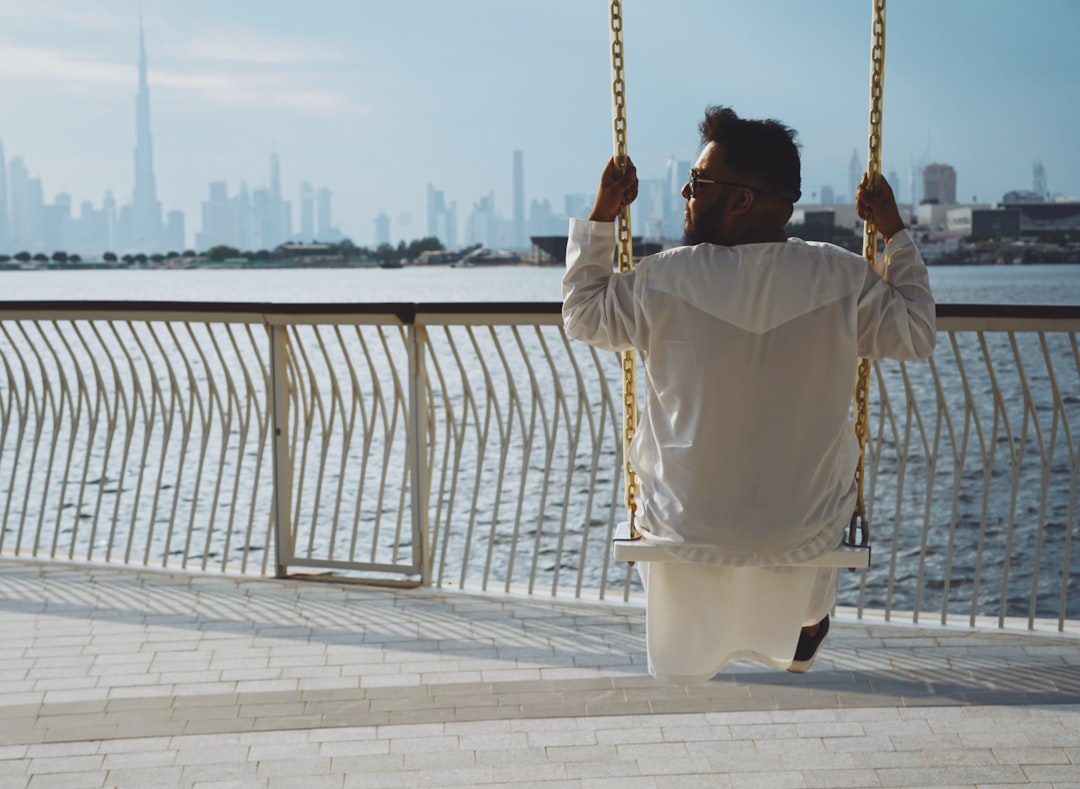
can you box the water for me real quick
[2,261,1080,618]
[2,261,1080,304]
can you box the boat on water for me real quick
[531,235,663,265]
[454,247,521,266]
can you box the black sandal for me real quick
[787,615,830,673]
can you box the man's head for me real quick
[683,106,802,246]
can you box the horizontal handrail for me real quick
[2,300,1079,320]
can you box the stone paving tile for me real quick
[0,559,1079,788]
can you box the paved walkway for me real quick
[0,559,1078,788]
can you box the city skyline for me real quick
[1,0,1077,252]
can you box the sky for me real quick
[1,0,1078,248]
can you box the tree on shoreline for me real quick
[206,245,243,261]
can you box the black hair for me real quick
[699,106,802,202]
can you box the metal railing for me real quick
[1,300,1078,630]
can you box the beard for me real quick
[683,198,728,246]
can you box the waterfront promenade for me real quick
[1,560,1078,788]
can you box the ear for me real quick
[729,187,755,216]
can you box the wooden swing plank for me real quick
[612,521,870,569]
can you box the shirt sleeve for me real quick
[561,217,641,352]
[855,229,937,360]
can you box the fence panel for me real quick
[1,301,1078,628]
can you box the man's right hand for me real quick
[588,157,638,223]
[856,173,905,243]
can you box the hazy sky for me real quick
[2,0,1077,247]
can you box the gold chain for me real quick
[609,0,639,531]
[608,0,886,545]
[852,0,887,547]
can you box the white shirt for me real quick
[562,219,936,565]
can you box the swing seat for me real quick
[612,521,870,569]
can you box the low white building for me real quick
[789,203,861,232]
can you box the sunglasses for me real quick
[685,170,763,199]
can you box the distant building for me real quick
[848,150,861,207]
[300,182,315,241]
[887,170,901,203]
[316,188,332,240]
[43,192,72,252]
[251,152,290,249]
[972,208,1021,239]
[251,188,276,249]
[70,199,111,253]
[0,139,8,249]
[275,242,336,259]
[635,178,666,241]
[9,156,44,251]
[1001,190,1044,204]
[374,212,390,246]
[1033,160,1048,200]
[948,201,1080,240]
[527,198,564,238]
[564,194,591,224]
[195,182,243,251]
[916,201,954,231]
[790,203,860,233]
[662,156,691,239]
[512,150,525,249]
[465,193,510,248]
[427,184,457,247]
[1008,201,1080,238]
[923,163,957,205]
[164,210,185,252]
[103,191,117,250]
[119,17,167,252]
[288,187,340,243]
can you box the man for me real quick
[562,106,936,682]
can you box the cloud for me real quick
[0,43,131,87]
[153,26,362,114]
[0,2,130,32]
[164,28,349,66]
[0,40,364,117]
[153,68,363,115]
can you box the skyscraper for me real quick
[0,139,8,249]
[1033,160,1047,199]
[252,153,290,250]
[887,170,901,204]
[9,156,44,250]
[512,150,525,249]
[374,212,391,246]
[195,182,241,251]
[427,184,457,247]
[661,156,691,240]
[125,15,163,251]
[923,163,957,204]
[316,188,333,240]
[848,149,861,204]
[270,151,281,203]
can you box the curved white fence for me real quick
[1,300,1077,630]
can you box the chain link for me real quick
[852,0,887,547]
[609,0,639,530]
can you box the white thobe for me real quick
[563,219,936,681]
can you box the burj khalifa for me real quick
[121,17,164,251]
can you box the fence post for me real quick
[269,323,293,578]
[407,323,431,585]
